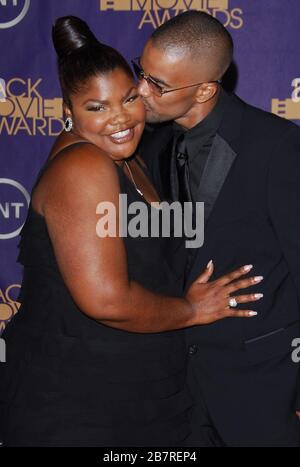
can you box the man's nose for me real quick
[137,78,151,98]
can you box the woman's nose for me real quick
[110,108,131,126]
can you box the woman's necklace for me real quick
[124,161,144,198]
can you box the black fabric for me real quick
[0,147,192,447]
[172,88,227,201]
[141,91,300,446]
[170,134,193,204]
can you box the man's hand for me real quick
[296,411,300,420]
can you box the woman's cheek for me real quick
[87,116,107,133]
[139,102,146,121]
[131,100,146,122]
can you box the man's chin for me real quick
[145,111,168,124]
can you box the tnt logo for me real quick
[0,178,30,240]
[0,0,31,29]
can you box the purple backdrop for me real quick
[1,0,300,334]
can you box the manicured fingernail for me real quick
[254,276,264,282]
[248,311,258,317]
[254,293,264,299]
[244,264,253,272]
[207,260,213,269]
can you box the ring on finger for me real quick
[229,297,238,308]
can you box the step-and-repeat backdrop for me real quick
[1,0,300,336]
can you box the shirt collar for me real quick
[173,88,228,159]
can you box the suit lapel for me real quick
[185,93,246,283]
[193,92,245,225]
[197,133,237,223]
[185,134,237,280]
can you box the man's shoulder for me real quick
[231,92,300,139]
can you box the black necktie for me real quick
[170,134,193,203]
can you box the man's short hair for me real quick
[151,11,233,79]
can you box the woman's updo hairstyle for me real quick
[52,16,134,108]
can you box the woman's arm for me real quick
[38,144,261,333]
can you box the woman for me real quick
[0,16,263,447]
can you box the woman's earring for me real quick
[64,117,73,132]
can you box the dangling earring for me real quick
[64,117,73,132]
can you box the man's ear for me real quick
[195,83,219,104]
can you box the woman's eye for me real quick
[126,95,139,104]
[87,105,106,112]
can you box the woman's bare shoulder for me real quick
[46,139,116,184]
[32,138,119,214]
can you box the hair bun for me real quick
[52,16,98,59]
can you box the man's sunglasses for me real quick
[131,58,221,97]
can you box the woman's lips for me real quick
[108,128,134,144]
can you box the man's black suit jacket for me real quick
[140,92,300,444]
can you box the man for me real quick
[136,11,300,446]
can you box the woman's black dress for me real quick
[0,150,192,446]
